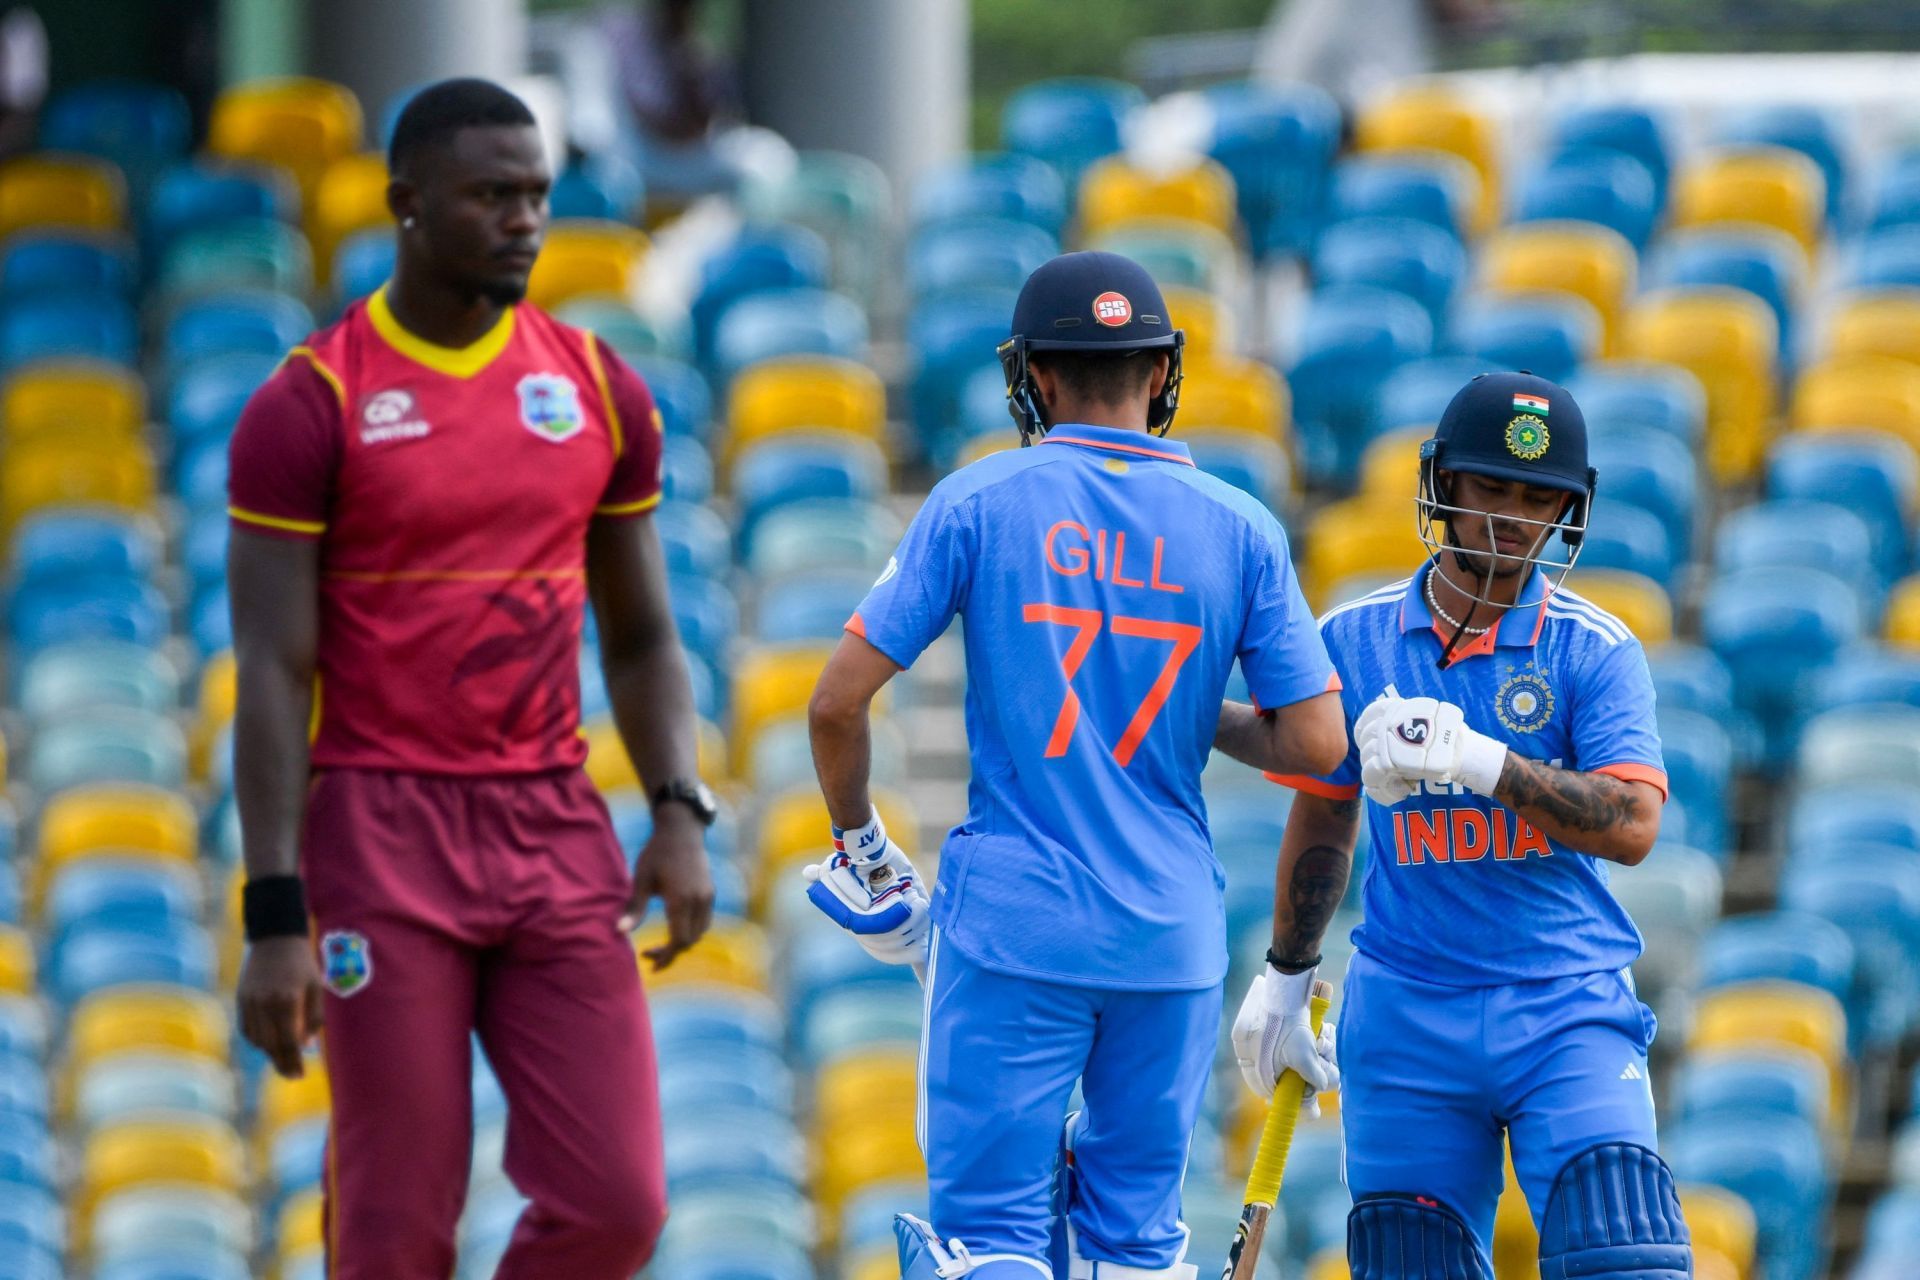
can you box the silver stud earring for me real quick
[403,217,417,229]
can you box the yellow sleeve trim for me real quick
[285,345,347,409]
[229,506,326,535]
[595,494,662,516]
[582,330,625,457]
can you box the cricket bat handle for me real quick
[1224,978,1334,1280]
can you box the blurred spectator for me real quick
[605,0,747,204]
[1255,0,1501,105]
[0,4,44,158]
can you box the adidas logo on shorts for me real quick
[1619,1061,1643,1081]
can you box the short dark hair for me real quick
[388,78,537,175]
[1032,349,1154,409]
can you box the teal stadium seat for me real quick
[690,226,831,368]
[1326,153,1473,240]
[29,709,188,793]
[143,161,296,260]
[745,497,901,580]
[1204,80,1341,259]
[1286,284,1433,486]
[1000,77,1141,190]
[1448,290,1600,386]
[1701,566,1864,769]
[1312,215,1467,329]
[1566,360,1708,445]
[157,217,314,300]
[911,153,1067,237]
[907,215,1057,301]
[710,287,868,389]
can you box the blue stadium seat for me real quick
[691,226,832,368]
[1647,643,1735,720]
[1325,154,1472,240]
[41,80,192,196]
[1204,80,1342,257]
[1655,707,1733,854]
[0,1000,44,1060]
[187,585,231,655]
[658,1246,817,1280]
[753,571,871,646]
[1697,910,1853,1006]
[549,150,641,222]
[1572,499,1678,586]
[1371,356,1497,433]
[655,501,732,581]
[7,577,169,655]
[0,233,135,299]
[1664,1112,1830,1280]
[663,1106,807,1194]
[172,437,228,511]
[1810,645,1920,715]
[1767,431,1915,584]
[1588,426,1697,554]
[1861,1187,1920,1262]
[1286,285,1434,486]
[161,290,313,367]
[74,1053,237,1132]
[1511,148,1660,249]
[1788,785,1920,859]
[734,434,888,546]
[0,863,14,925]
[908,287,1016,459]
[629,356,713,440]
[167,351,280,448]
[0,1112,54,1190]
[906,216,1057,301]
[28,709,187,793]
[669,573,740,658]
[1644,226,1804,360]
[1715,500,1881,600]
[1864,148,1920,234]
[1185,431,1292,513]
[1700,565,1864,769]
[659,1057,796,1119]
[0,1048,46,1115]
[16,639,179,720]
[1798,704,1920,792]
[710,288,868,389]
[145,161,296,259]
[1846,225,1920,290]
[0,1180,59,1267]
[9,509,159,584]
[1718,104,1846,222]
[331,228,395,307]
[1675,1047,1831,1130]
[50,921,217,1004]
[1547,104,1672,209]
[1311,216,1467,328]
[91,1251,251,1280]
[1000,77,1142,189]
[1565,361,1708,445]
[784,920,921,1030]
[911,153,1069,236]
[0,292,138,368]
[1779,848,1920,1048]
[661,434,714,505]
[1448,291,1599,386]
[0,1248,58,1280]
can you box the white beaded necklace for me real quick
[1425,570,1493,635]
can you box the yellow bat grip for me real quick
[1242,986,1332,1207]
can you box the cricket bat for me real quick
[1222,978,1334,1280]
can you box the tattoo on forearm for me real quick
[1497,754,1644,836]
[1274,845,1349,970]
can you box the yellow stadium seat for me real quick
[1671,146,1825,253]
[256,1061,331,1147]
[1558,571,1673,644]
[581,717,640,792]
[1677,1184,1757,1278]
[209,77,364,204]
[191,651,237,781]
[816,1122,926,1211]
[1689,981,1849,1116]
[850,1248,900,1280]
[1827,288,1920,364]
[730,644,836,774]
[634,918,771,991]
[41,784,198,867]
[67,987,230,1073]
[2,360,146,443]
[0,153,125,239]
[1889,574,1920,650]
[816,1048,918,1126]
[77,1117,248,1238]
[309,152,391,281]
[1,439,156,526]
[276,1188,325,1259]
[1176,355,1289,439]
[1622,289,1776,483]
[725,356,887,461]
[1163,285,1235,361]
[0,925,32,996]
[1358,426,1429,505]
[754,785,917,909]
[1355,87,1500,232]
[1076,156,1239,241]
[1479,222,1637,354]
[1306,1248,1350,1280]
[526,219,649,311]
[1303,497,1426,609]
[960,433,1016,466]
[1791,354,1920,463]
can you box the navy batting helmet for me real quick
[1417,371,1599,599]
[997,251,1185,443]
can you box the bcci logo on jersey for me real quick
[320,930,373,997]
[1496,670,1555,734]
[517,373,584,443]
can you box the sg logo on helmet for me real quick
[1092,291,1132,326]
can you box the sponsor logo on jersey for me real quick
[359,388,431,444]
[1092,291,1133,326]
[1495,668,1554,734]
[320,930,373,996]
[1506,415,1549,460]
[517,373,585,443]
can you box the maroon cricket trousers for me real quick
[301,767,667,1278]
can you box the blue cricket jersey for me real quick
[1272,560,1667,987]
[852,423,1334,990]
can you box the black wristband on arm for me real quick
[1266,946,1321,974]
[243,875,309,941]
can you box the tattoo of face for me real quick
[1275,844,1349,970]
[1499,755,1644,834]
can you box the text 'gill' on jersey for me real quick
[1269,559,1668,987]
[850,423,1335,990]
[226,285,664,775]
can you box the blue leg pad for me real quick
[1538,1143,1691,1280]
[1348,1194,1492,1280]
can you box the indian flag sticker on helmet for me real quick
[1512,392,1549,417]
[1506,414,1550,461]
[1092,291,1132,327]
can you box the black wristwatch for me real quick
[651,777,719,826]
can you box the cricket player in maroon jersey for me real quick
[225,79,717,1279]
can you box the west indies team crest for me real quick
[1495,667,1555,734]
[517,372,584,443]
[320,930,373,997]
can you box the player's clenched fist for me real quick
[803,810,931,967]
[1233,962,1339,1111]
[1358,692,1508,803]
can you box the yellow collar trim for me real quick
[367,284,516,378]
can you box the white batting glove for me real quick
[1232,963,1339,1114]
[802,811,931,968]
[1361,693,1507,797]
[1353,698,1415,807]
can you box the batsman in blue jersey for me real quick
[804,253,1348,1280]
[1226,372,1694,1280]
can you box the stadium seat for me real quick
[5,570,167,653]
[1204,80,1342,257]
[1767,430,1915,581]
[733,433,888,546]
[1826,288,1920,363]
[1369,356,1490,436]
[330,227,394,306]
[0,927,29,996]
[525,219,648,311]
[1791,353,1920,464]
[41,80,191,194]
[1000,77,1142,189]
[18,641,179,722]
[1644,224,1805,361]
[1717,104,1848,222]
[1287,285,1434,487]
[1675,1183,1757,1280]
[3,359,146,444]
[1846,224,1920,290]
[1714,499,1880,598]
[691,226,833,366]
[1559,570,1673,644]
[1310,215,1467,328]
[0,153,125,240]
[39,784,196,870]
[1689,981,1849,1112]
[1798,704,1920,791]
[1511,147,1660,250]
[907,286,1015,458]
[655,500,731,581]
[1175,354,1289,440]
[1354,86,1501,232]
[307,151,389,279]
[0,232,135,300]
[746,496,901,583]
[558,298,686,366]
[711,288,869,389]
[72,1050,236,1132]
[1547,103,1672,209]
[1697,911,1854,1010]
[725,356,887,461]
[207,77,364,204]
[143,160,296,259]
[1892,575,1920,649]
[1622,288,1777,483]
[162,289,314,367]
[1811,644,1920,715]
[910,152,1068,237]
[630,355,713,440]
[906,215,1055,301]
[1478,221,1636,352]
[1076,155,1238,242]
[635,919,771,992]
[1609,844,1721,1005]
[1572,500,1678,586]
[741,150,892,305]
[1586,426,1697,554]
[76,1114,248,1224]
[1653,707,1732,853]
[8,507,159,582]
[157,217,314,300]
[1447,290,1601,385]
[1325,151,1476,240]
[1671,146,1825,254]
[1666,1112,1831,1280]
[92,1189,252,1270]
[1700,565,1864,767]
[27,709,187,794]
[0,292,139,368]
[1301,497,1425,606]
[1090,217,1239,296]
[729,645,835,776]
